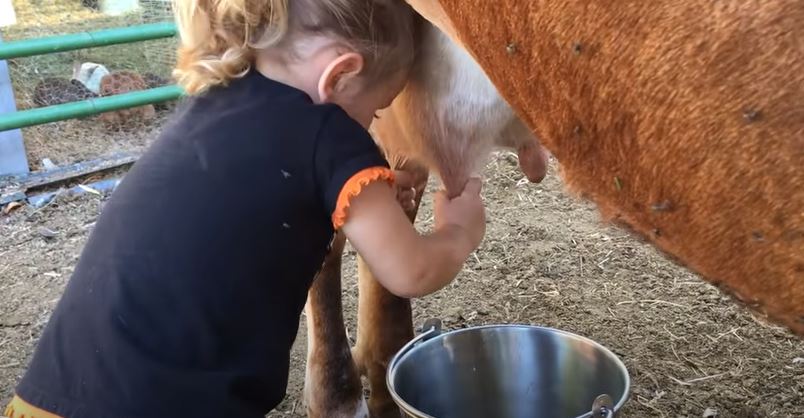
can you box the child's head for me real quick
[173,0,415,126]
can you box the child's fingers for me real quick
[395,186,416,211]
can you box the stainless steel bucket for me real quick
[387,320,630,418]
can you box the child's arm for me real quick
[341,178,485,298]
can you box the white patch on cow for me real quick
[350,397,369,418]
[426,25,514,129]
[403,23,536,190]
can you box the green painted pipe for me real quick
[0,22,177,60]
[0,85,184,132]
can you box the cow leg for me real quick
[352,160,429,418]
[304,233,367,418]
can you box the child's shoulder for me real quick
[173,76,331,130]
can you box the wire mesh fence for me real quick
[1,0,178,170]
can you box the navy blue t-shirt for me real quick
[15,69,389,417]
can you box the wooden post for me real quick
[0,32,30,176]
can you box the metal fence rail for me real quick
[0,85,183,132]
[0,22,183,133]
[0,22,177,60]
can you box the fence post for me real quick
[0,32,29,176]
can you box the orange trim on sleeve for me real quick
[5,394,63,418]
[332,167,395,230]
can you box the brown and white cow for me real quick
[305,0,804,416]
[304,15,549,417]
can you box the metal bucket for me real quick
[387,320,630,418]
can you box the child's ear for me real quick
[318,52,364,102]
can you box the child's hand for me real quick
[434,177,486,252]
[394,169,417,212]
[342,176,485,298]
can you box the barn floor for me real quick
[0,154,802,417]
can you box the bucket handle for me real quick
[385,318,443,418]
[388,318,442,372]
[591,394,615,418]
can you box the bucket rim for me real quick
[386,323,631,418]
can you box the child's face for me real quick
[311,48,410,128]
[337,71,408,128]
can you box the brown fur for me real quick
[426,0,804,335]
[305,158,428,418]
[98,70,156,130]
[303,234,366,418]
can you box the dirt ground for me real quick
[1,151,802,417]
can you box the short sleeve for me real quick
[314,106,394,229]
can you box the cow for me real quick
[305,1,804,416]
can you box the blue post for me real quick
[0,32,29,176]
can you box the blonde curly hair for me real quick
[172,0,415,95]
